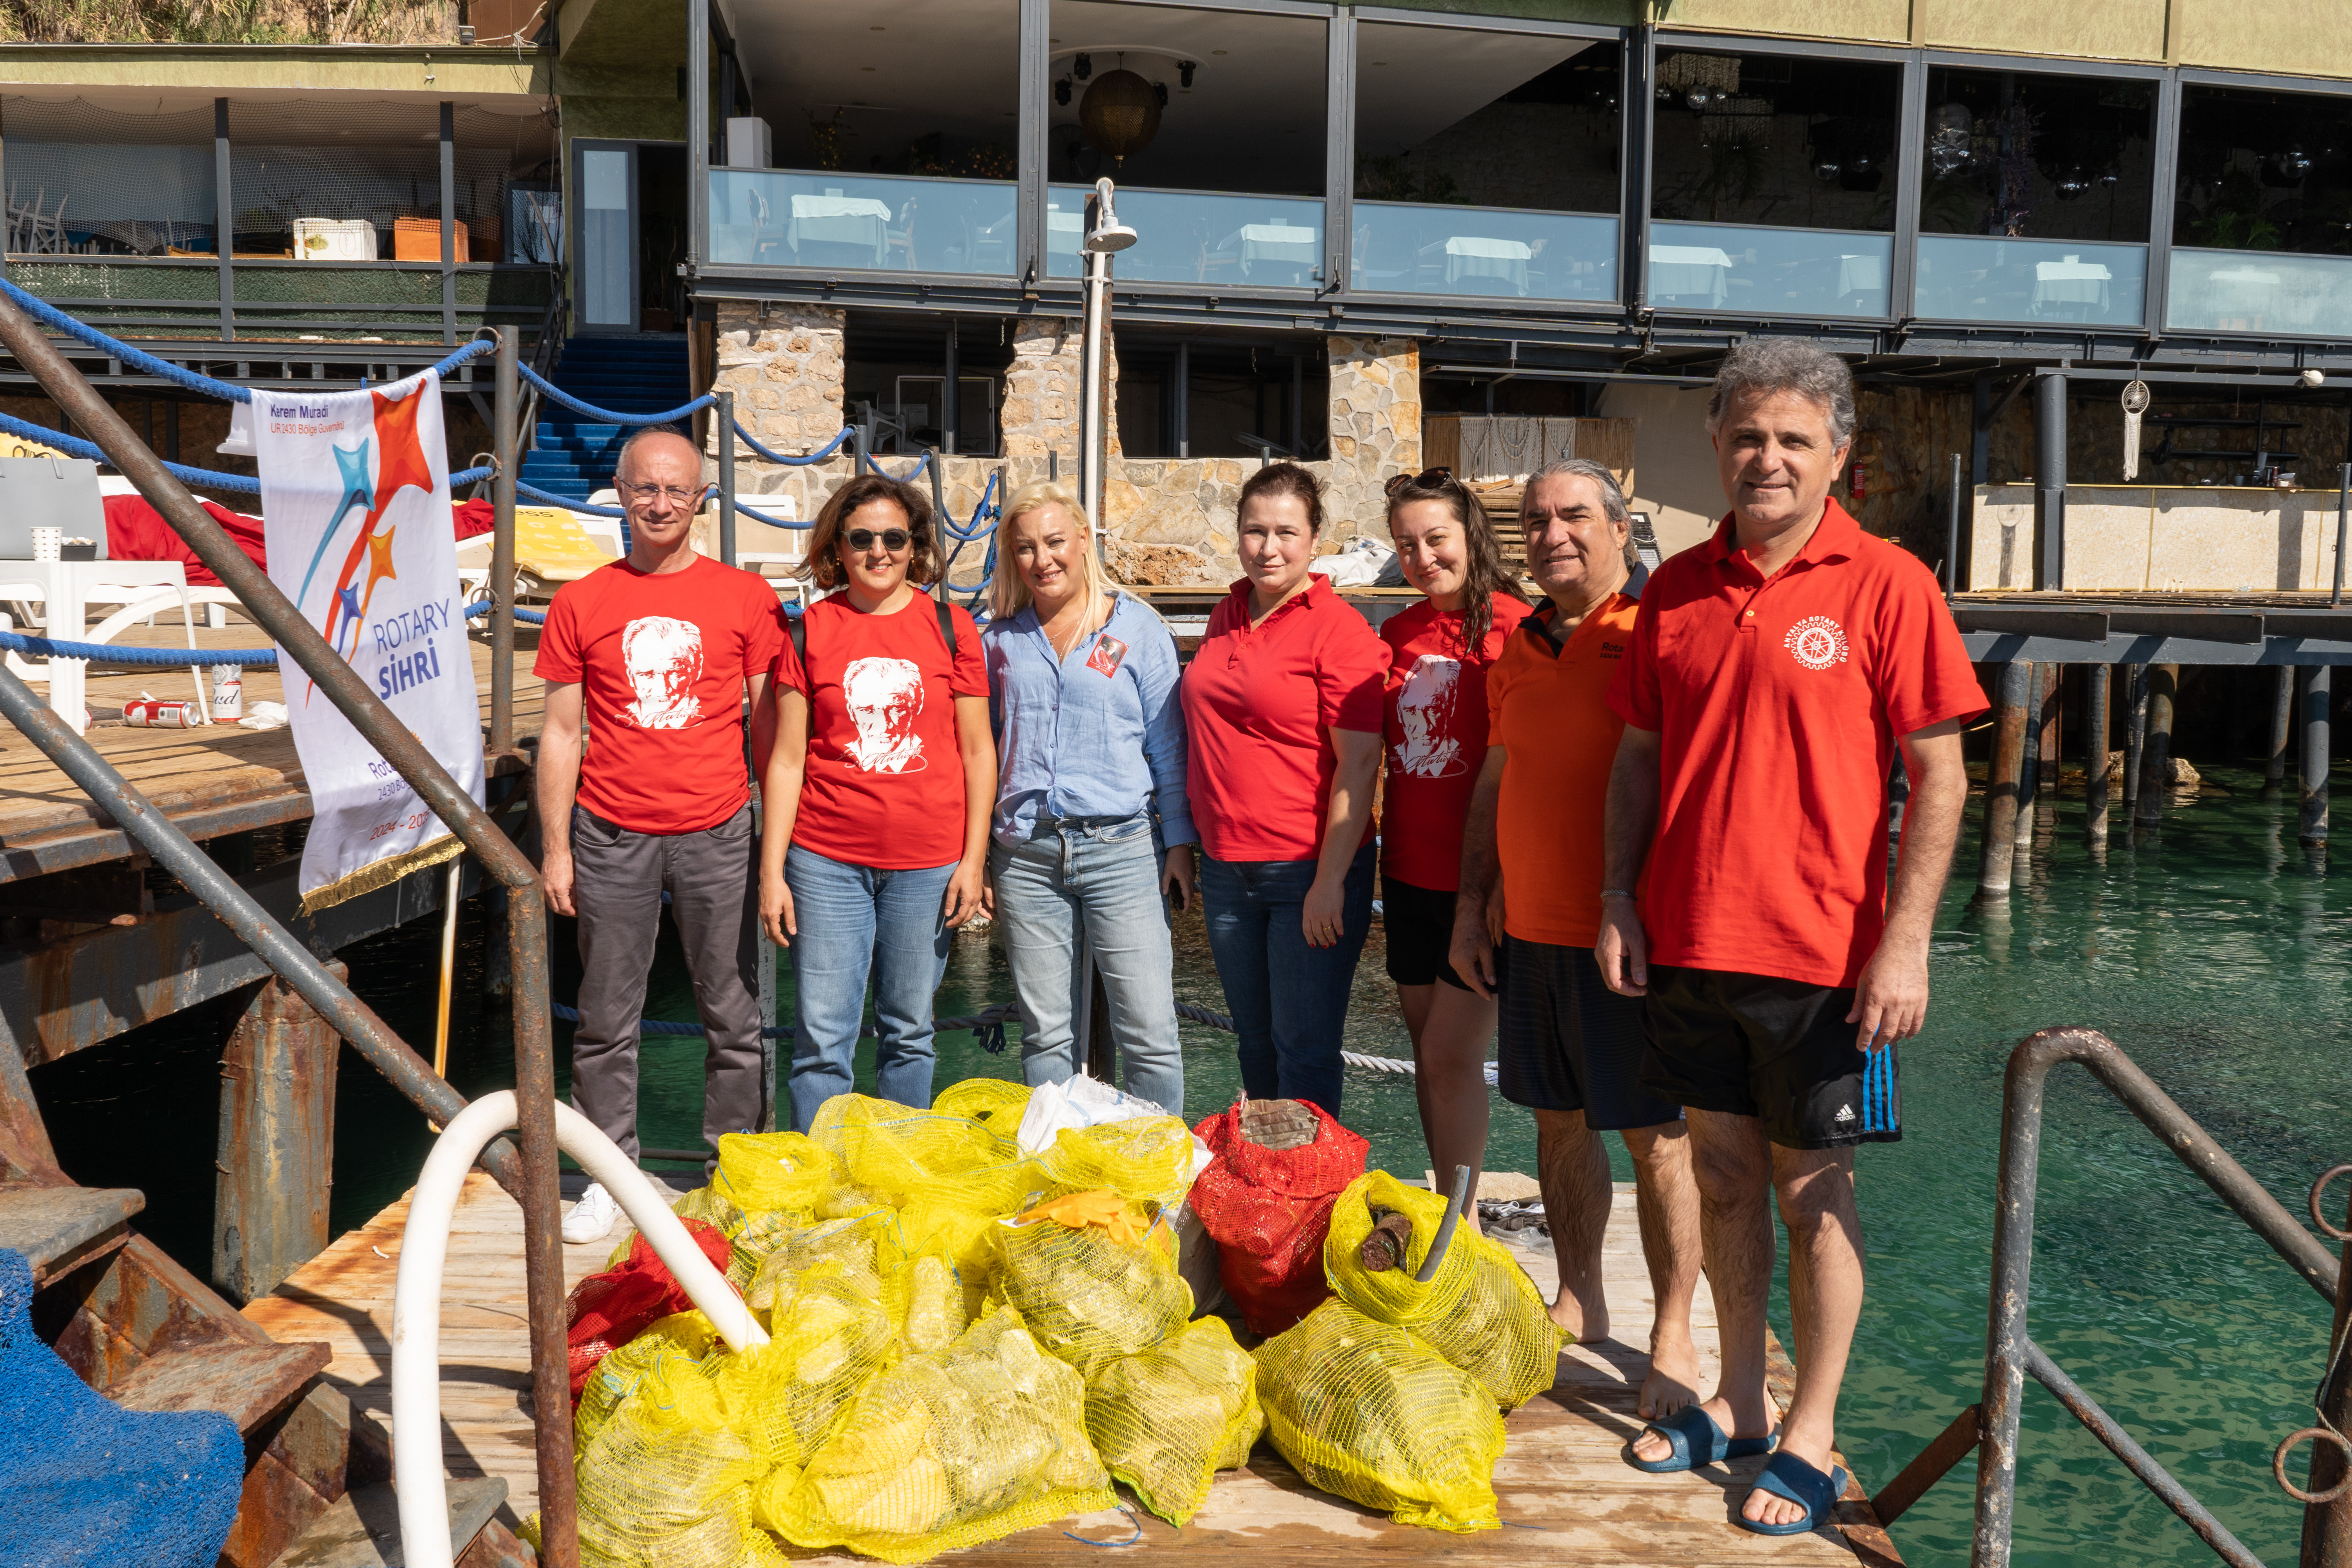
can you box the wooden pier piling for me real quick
[1978,661,2032,897]
[2135,665,2179,831]
[2123,664,2148,818]
[2269,667,2295,799]
[2084,665,2110,844]
[2012,661,2041,866]
[213,966,343,1306]
[2302,665,2331,848]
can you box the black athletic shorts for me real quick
[1381,875,1476,992]
[1496,936,1684,1131]
[1639,964,1901,1150]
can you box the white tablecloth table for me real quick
[0,558,198,733]
[1651,244,1733,305]
[1432,235,1532,293]
[787,195,894,267]
[1217,223,1317,280]
[2032,257,2113,314]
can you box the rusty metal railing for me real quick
[0,300,579,1566]
[1869,1027,2347,1568]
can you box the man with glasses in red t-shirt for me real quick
[534,427,786,1243]
[1599,339,1984,1536]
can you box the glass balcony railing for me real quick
[706,169,1018,276]
[1351,202,1616,303]
[2166,247,2352,339]
[1914,235,2146,327]
[1648,223,1893,317]
[1048,186,1323,288]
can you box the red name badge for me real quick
[1086,634,1129,678]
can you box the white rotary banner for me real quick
[254,370,483,911]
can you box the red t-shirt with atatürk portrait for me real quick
[772,591,988,871]
[534,554,786,836]
[1375,594,1533,891]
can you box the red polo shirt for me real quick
[1183,574,1388,862]
[1608,500,1985,989]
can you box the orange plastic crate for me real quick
[391,217,469,262]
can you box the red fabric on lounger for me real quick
[102,494,497,587]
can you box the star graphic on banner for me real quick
[365,384,434,527]
[364,522,399,590]
[335,439,376,518]
[335,583,364,654]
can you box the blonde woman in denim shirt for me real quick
[981,482,1195,1113]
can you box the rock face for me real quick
[703,302,1423,591]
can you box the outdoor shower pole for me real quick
[1077,179,1113,562]
[717,387,737,568]
[489,326,518,756]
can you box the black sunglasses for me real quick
[1383,465,1457,497]
[845,527,913,553]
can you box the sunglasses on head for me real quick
[845,527,912,553]
[1383,466,1457,497]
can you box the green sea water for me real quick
[29,763,2349,1568]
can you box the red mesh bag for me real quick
[564,1216,734,1404]
[1187,1098,1368,1336]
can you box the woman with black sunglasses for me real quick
[1377,467,1531,1218]
[759,472,996,1130]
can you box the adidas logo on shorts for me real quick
[1834,1103,1856,1125]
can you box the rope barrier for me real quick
[0,404,491,496]
[516,480,626,516]
[518,361,714,427]
[465,599,547,626]
[0,600,544,667]
[862,448,932,481]
[731,422,853,466]
[551,998,1021,1051]
[733,496,811,529]
[0,276,492,403]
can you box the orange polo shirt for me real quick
[1607,500,1986,988]
[1486,587,1643,949]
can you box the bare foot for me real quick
[1638,1324,1702,1420]
[1547,1292,1607,1343]
[1742,1430,1835,1529]
[1628,1393,1776,1466]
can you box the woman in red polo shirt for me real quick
[759,472,994,1132]
[1377,468,1532,1211]
[1183,462,1388,1114]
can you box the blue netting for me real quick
[0,1248,243,1568]
[731,422,852,466]
[518,361,713,426]
[0,275,491,402]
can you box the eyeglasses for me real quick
[845,527,913,553]
[619,481,710,506]
[1383,466,1457,497]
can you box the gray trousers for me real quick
[569,803,768,1164]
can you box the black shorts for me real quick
[1380,875,1476,992]
[1639,965,1901,1150]
[1496,936,1683,1130]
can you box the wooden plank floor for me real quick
[0,617,542,848]
[247,1176,1901,1566]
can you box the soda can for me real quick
[123,698,202,728]
[210,663,244,722]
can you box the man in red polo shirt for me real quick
[1598,339,1983,1535]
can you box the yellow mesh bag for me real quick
[576,1311,720,1451]
[931,1078,1031,1126]
[1037,1116,1199,1208]
[1083,1315,1263,1525]
[899,1253,969,1355]
[811,1095,1037,1217]
[571,1312,786,1568]
[744,1212,891,1315]
[1255,1298,1505,1533]
[1322,1171,1564,1410]
[715,1131,836,1214]
[710,1267,897,1473]
[995,1193,1191,1377]
[882,1198,1006,1318]
[754,1305,1112,1564]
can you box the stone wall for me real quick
[702,300,1423,591]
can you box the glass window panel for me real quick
[718,2,1017,276]
[1350,26,1620,300]
[1913,234,2145,326]
[710,171,1016,275]
[1920,67,2155,244]
[2167,248,2352,338]
[1650,221,1891,316]
[1650,51,1899,233]
[2175,84,2352,257]
[1045,1,1324,284]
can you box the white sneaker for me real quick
[563,1181,622,1244]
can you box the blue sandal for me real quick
[1625,1404,1779,1473]
[1735,1451,1849,1536]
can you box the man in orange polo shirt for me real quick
[1450,458,1703,1424]
[1600,340,1983,1535]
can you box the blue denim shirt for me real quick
[983,591,1196,848]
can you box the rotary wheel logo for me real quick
[1784,615,1849,671]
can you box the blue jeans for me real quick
[783,843,958,1131]
[989,813,1184,1116]
[1198,841,1375,1115]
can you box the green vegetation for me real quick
[0,0,458,45]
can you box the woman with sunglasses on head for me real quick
[760,473,995,1131]
[981,482,1194,1113]
[1182,461,1388,1116]
[1377,468,1533,1219]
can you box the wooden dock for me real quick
[246,1175,1901,1567]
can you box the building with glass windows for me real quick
[3,1,2349,589]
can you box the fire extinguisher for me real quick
[1849,460,1869,502]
